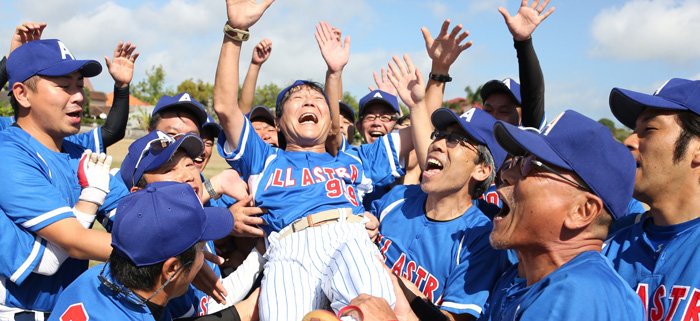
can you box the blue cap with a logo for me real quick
[202,114,222,138]
[493,110,636,220]
[120,130,204,189]
[610,78,700,129]
[111,181,233,266]
[359,90,401,116]
[7,39,102,93]
[480,78,521,105]
[431,107,507,171]
[152,92,209,127]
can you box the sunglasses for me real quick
[430,129,477,150]
[98,258,193,306]
[505,155,592,193]
[131,133,185,188]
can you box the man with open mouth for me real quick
[487,110,644,320]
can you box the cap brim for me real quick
[431,108,483,145]
[132,135,204,186]
[481,81,518,105]
[493,121,571,170]
[200,207,234,241]
[360,98,400,115]
[248,107,275,123]
[38,59,102,78]
[609,87,687,129]
[339,103,355,123]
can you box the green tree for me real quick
[0,101,12,117]
[598,118,632,142]
[83,87,91,116]
[177,79,215,114]
[465,85,483,105]
[253,83,282,110]
[342,91,359,116]
[133,65,174,105]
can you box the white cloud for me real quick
[590,0,700,62]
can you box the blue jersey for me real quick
[373,185,509,318]
[603,215,700,321]
[0,126,126,311]
[608,198,647,234]
[478,264,525,321]
[217,117,404,234]
[499,251,645,321]
[0,116,106,153]
[49,263,155,321]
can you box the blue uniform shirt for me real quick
[49,263,154,321]
[373,185,509,318]
[218,117,404,234]
[0,126,126,311]
[603,215,700,321]
[478,264,525,321]
[500,251,645,321]
[0,116,105,154]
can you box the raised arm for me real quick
[315,20,350,155]
[213,0,274,151]
[499,0,554,128]
[1,22,47,88]
[239,38,272,114]
[102,41,139,147]
[422,19,472,116]
[388,54,431,171]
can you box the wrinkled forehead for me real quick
[286,84,326,100]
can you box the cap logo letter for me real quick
[542,112,565,136]
[179,93,192,102]
[503,78,512,89]
[373,92,383,99]
[460,108,476,122]
[57,41,75,60]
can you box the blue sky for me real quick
[1,0,699,126]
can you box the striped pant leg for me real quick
[320,222,396,313]
[258,229,326,321]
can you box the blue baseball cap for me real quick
[275,80,330,118]
[431,107,508,171]
[359,90,401,117]
[480,78,522,105]
[120,130,204,190]
[493,110,636,220]
[246,105,275,124]
[111,181,233,266]
[152,92,208,127]
[7,39,102,93]
[339,101,356,123]
[610,78,700,129]
[202,114,222,138]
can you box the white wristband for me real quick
[73,208,97,229]
[79,186,108,206]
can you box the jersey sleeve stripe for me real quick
[92,128,101,153]
[21,206,73,229]
[382,134,400,178]
[379,199,405,222]
[440,301,483,314]
[10,235,43,283]
[456,234,465,266]
[232,117,252,161]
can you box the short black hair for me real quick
[276,82,331,119]
[149,106,203,132]
[9,76,39,119]
[109,242,199,291]
[673,110,700,164]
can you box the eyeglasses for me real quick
[131,134,184,187]
[506,155,592,192]
[361,114,397,123]
[98,258,193,306]
[430,129,477,150]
